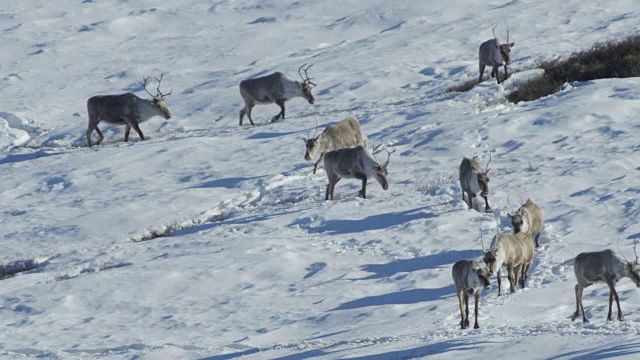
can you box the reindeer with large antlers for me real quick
[323,145,394,200]
[459,154,492,213]
[478,24,515,84]
[572,240,640,323]
[238,64,316,126]
[304,117,369,174]
[85,73,172,147]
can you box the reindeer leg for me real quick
[468,192,474,209]
[497,268,502,296]
[580,284,590,323]
[463,291,470,329]
[607,288,614,321]
[95,127,104,145]
[272,100,285,122]
[572,284,580,321]
[130,121,144,141]
[504,64,508,80]
[474,292,480,329]
[313,153,324,175]
[86,127,93,148]
[611,282,624,321]
[483,195,491,213]
[535,233,541,248]
[495,67,501,84]
[478,63,485,83]
[458,290,465,329]
[124,125,131,142]
[246,104,255,126]
[239,108,245,126]
[507,265,516,293]
[356,173,367,198]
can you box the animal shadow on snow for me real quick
[331,285,455,311]
[304,205,454,235]
[190,175,264,189]
[547,341,640,360]
[358,249,480,280]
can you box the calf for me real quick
[509,197,544,248]
[452,259,492,329]
[304,117,369,174]
[459,155,491,213]
[482,231,533,295]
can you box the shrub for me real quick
[509,35,640,103]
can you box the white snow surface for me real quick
[2,0,640,359]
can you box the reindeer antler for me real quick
[298,63,316,87]
[491,24,498,40]
[139,76,155,98]
[634,237,639,264]
[480,232,486,252]
[153,72,172,99]
[485,153,492,174]
[616,237,636,262]
[505,22,510,44]
[383,147,396,168]
[309,115,319,139]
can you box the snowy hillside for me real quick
[2,0,640,358]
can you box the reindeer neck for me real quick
[137,98,161,122]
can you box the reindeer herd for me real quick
[81,25,640,331]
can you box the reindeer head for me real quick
[372,146,395,191]
[476,266,493,291]
[303,117,320,160]
[492,24,515,64]
[140,73,172,119]
[626,239,640,287]
[474,153,491,197]
[507,195,529,234]
[298,64,316,105]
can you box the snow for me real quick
[2,0,640,358]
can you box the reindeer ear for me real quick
[480,250,486,256]
[508,42,515,47]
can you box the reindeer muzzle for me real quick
[308,98,315,105]
[381,178,389,190]
[304,152,311,161]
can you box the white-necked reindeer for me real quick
[239,64,316,126]
[482,231,533,296]
[459,155,491,213]
[86,74,172,147]
[509,197,544,248]
[452,259,492,329]
[304,117,369,174]
[323,145,393,200]
[572,242,640,323]
[478,24,515,84]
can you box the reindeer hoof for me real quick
[474,323,480,329]
[619,315,625,321]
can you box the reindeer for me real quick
[508,197,544,248]
[478,24,515,84]
[572,243,640,323]
[239,64,316,126]
[323,145,393,200]
[482,231,533,296]
[459,155,491,213]
[304,117,369,174]
[86,74,172,147]
[452,259,492,329]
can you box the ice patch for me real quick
[0,112,46,150]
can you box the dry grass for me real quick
[509,35,640,103]
[0,259,39,280]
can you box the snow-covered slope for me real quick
[2,1,640,358]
